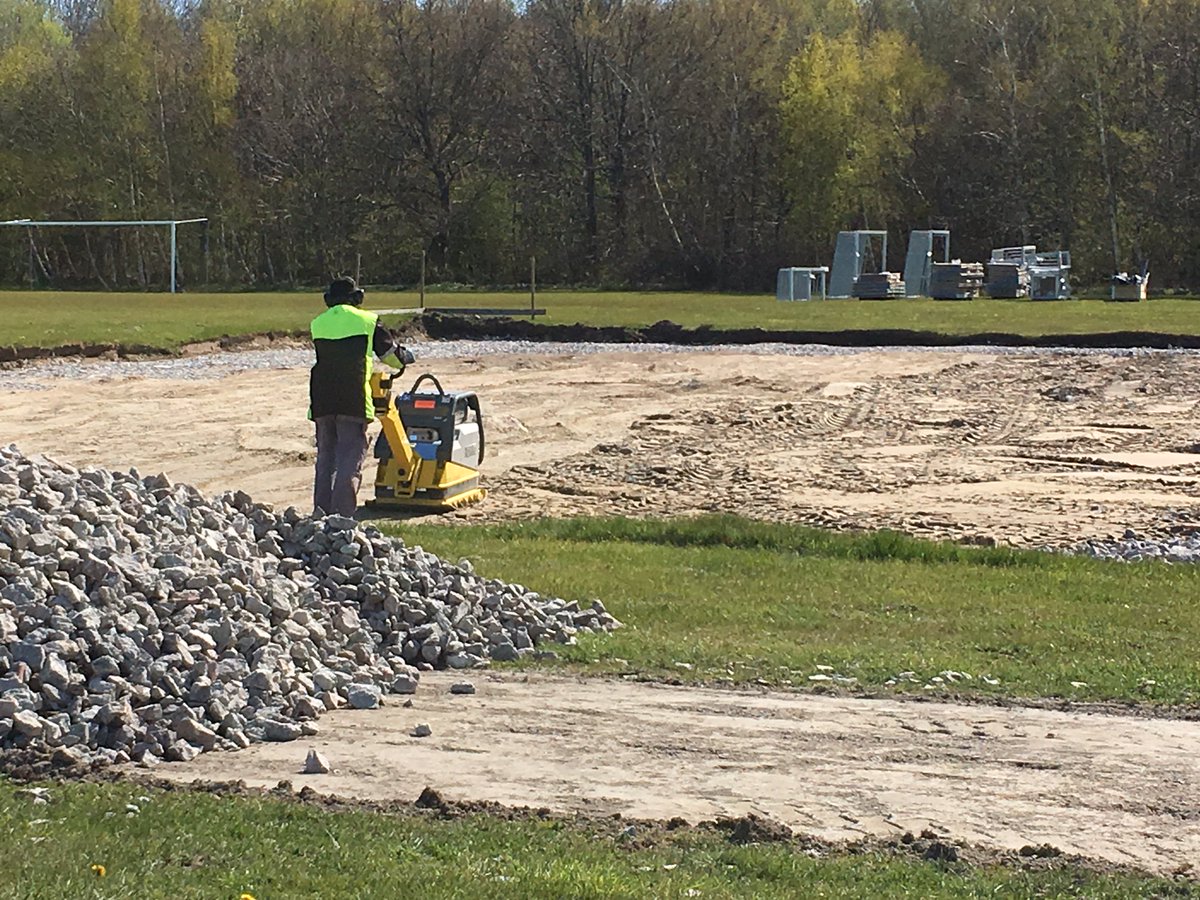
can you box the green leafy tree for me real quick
[779,27,944,254]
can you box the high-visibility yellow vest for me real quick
[310,305,378,419]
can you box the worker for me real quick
[310,276,413,516]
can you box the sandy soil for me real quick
[158,671,1200,875]
[3,346,1200,545]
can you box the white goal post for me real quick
[0,217,209,294]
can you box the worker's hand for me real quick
[380,347,415,371]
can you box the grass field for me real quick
[394,517,1200,707]
[0,779,1183,899]
[1,290,1199,350]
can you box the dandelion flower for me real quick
[240,894,256,900]
[90,864,106,878]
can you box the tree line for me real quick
[1,0,1197,292]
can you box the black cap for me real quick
[324,276,364,306]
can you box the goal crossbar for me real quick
[1,218,209,293]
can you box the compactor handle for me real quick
[408,373,445,396]
[370,371,395,413]
[467,394,485,463]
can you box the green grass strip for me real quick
[389,516,1200,706]
[0,779,1183,899]
[432,515,1046,567]
[2,290,1200,350]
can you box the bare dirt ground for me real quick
[160,671,1200,876]
[2,345,1199,545]
[6,345,1200,873]
[460,347,1200,547]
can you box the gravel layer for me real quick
[1071,526,1200,563]
[2,341,1199,390]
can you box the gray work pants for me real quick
[313,415,369,517]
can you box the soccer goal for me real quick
[0,218,208,293]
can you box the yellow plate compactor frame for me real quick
[365,371,487,513]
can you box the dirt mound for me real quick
[713,813,795,844]
[417,312,1200,350]
[0,746,99,781]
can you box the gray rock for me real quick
[42,718,64,745]
[390,674,419,695]
[303,748,332,774]
[261,718,303,742]
[1,688,41,714]
[346,683,381,710]
[174,718,219,751]
[12,709,44,738]
[12,641,47,670]
[90,656,121,678]
[165,740,201,762]
[312,669,340,693]
[411,723,432,738]
[39,655,71,689]
[492,642,520,662]
[449,682,476,695]
[290,695,323,720]
[331,606,360,633]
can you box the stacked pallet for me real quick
[930,262,985,300]
[852,272,906,299]
[985,262,1029,298]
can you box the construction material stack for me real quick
[929,262,985,300]
[830,230,889,298]
[986,246,1036,298]
[776,266,829,301]
[985,263,1027,298]
[0,448,621,767]
[903,230,951,297]
[985,246,1071,300]
[1029,251,1072,300]
[1111,268,1149,301]
[853,272,906,299]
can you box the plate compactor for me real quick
[365,371,487,514]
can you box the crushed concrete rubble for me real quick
[0,447,619,766]
[1071,528,1200,563]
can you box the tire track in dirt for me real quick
[458,351,1200,547]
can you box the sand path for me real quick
[159,671,1200,876]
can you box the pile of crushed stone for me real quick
[0,447,618,766]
